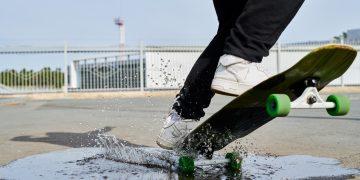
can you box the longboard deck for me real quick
[180,44,357,154]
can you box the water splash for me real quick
[96,134,178,170]
[0,146,359,179]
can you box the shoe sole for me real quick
[156,137,174,150]
[211,78,252,96]
[212,88,238,97]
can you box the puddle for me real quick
[0,147,358,180]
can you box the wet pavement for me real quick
[0,147,358,179]
[0,92,360,179]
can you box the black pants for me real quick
[173,0,305,120]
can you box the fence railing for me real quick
[0,42,359,94]
[69,54,144,92]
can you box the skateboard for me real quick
[177,44,357,169]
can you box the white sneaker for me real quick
[156,110,194,150]
[211,54,268,96]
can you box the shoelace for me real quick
[171,120,193,138]
[255,63,270,76]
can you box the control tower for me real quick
[114,18,125,47]
[114,18,126,60]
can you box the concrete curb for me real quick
[0,90,179,100]
[0,86,359,100]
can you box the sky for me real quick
[1,0,360,46]
[0,0,360,70]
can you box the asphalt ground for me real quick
[0,92,359,170]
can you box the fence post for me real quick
[140,41,144,91]
[340,37,345,87]
[276,42,281,73]
[70,61,80,89]
[63,42,68,93]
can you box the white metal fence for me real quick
[144,43,360,89]
[0,42,359,94]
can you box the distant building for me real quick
[347,29,360,41]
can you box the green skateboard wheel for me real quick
[178,156,195,175]
[326,95,350,116]
[266,94,291,117]
[225,152,242,173]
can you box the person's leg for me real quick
[211,0,304,96]
[157,0,305,149]
[175,0,305,119]
[156,0,247,149]
[173,0,247,120]
[224,0,305,62]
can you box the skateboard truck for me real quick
[291,86,335,109]
[266,78,350,117]
[178,152,241,175]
